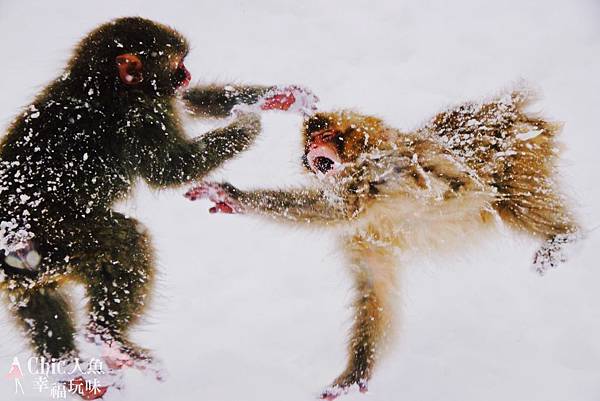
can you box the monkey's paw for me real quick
[259,85,319,116]
[320,378,368,400]
[3,239,41,271]
[532,233,578,275]
[102,340,166,382]
[184,182,243,214]
[85,327,166,382]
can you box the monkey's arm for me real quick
[137,113,261,187]
[182,84,318,118]
[185,182,365,224]
[182,85,271,118]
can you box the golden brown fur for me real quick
[189,89,579,398]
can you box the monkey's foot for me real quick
[320,378,368,400]
[532,233,578,275]
[185,182,242,214]
[101,340,166,381]
[85,328,165,381]
[259,85,319,116]
[3,239,41,271]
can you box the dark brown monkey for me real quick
[0,16,316,398]
[186,90,579,399]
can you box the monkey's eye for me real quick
[311,130,337,141]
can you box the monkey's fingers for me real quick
[209,202,236,214]
[320,385,347,401]
[185,182,227,201]
[261,92,296,111]
[184,185,210,201]
[186,182,243,213]
[260,85,319,116]
[320,380,368,400]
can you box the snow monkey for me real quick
[186,89,579,399]
[0,16,317,398]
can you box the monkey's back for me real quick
[343,90,576,254]
[424,91,538,177]
[424,90,577,238]
[0,86,136,243]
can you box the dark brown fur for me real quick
[0,17,268,368]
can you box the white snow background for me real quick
[0,1,599,400]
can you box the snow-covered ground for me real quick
[1,1,599,400]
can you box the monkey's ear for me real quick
[116,54,143,86]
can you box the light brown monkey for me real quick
[185,89,579,399]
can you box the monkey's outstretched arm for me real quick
[182,85,272,118]
[137,113,261,187]
[185,182,365,224]
[182,84,319,118]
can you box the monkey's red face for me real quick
[303,112,386,178]
[115,52,191,91]
[304,130,344,177]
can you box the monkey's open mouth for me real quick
[307,145,342,176]
[313,157,335,174]
[173,60,191,88]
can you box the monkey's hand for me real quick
[260,85,319,115]
[232,85,318,116]
[185,182,243,214]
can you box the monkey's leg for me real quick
[73,213,157,374]
[498,186,579,275]
[490,119,580,274]
[321,234,398,399]
[6,285,77,361]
